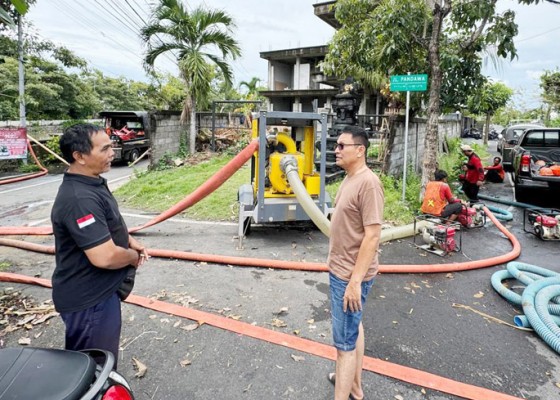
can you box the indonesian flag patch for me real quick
[76,214,96,229]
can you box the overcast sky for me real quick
[25,0,560,109]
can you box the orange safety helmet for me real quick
[540,167,554,176]
[535,160,547,167]
[550,164,560,176]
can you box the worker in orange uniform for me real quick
[421,170,465,222]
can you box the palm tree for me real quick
[237,77,263,127]
[142,0,241,154]
[238,77,261,98]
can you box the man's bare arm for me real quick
[85,239,140,270]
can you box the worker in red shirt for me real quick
[484,156,505,183]
[459,144,485,202]
[421,170,465,222]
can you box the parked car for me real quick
[498,124,544,171]
[510,127,560,203]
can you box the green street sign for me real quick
[390,74,428,92]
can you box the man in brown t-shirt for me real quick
[326,126,384,400]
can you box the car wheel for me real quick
[128,149,140,163]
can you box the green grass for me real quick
[115,153,250,221]
[115,139,483,226]
[116,152,422,225]
[438,137,491,188]
[0,261,10,271]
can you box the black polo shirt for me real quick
[51,173,128,313]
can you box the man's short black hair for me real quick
[340,125,369,149]
[494,156,502,163]
[434,169,448,181]
[59,123,103,163]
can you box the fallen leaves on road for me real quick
[132,357,148,378]
[291,354,305,362]
[18,337,31,345]
[179,358,192,367]
[270,318,287,328]
[1,289,57,347]
[274,307,289,316]
[473,291,484,298]
[181,323,200,332]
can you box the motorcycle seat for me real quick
[0,347,96,400]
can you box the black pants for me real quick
[60,292,122,369]
[485,170,503,183]
[441,202,463,218]
[462,181,480,202]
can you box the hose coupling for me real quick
[280,155,298,174]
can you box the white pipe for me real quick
[284,160,331,237]
[282,156,428,242]
[380,220,428,243]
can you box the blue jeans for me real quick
[329,273,374,351]
[60,292,122,368]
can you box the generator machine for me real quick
[524,208,560,240]
[413,215,462,256]
[237,111,332,248]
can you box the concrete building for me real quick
[259,1,383,121]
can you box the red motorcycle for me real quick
[0,347,134,400]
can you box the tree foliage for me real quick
[142,0,241,154]
[0,0,33,28]
[468,80,513,143]
[0,34,157,120]
[540,70,560,110]
[468,81,513,116]
[323,0,543,194]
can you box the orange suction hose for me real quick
[0,207,520,274]
[0,140,259,236]
[128,139,259,233]
[0,271,524,400]
[0,140,48,185]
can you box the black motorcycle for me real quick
[488,129,499,140]
[0,347,134,400]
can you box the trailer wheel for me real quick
[128,149,140,163]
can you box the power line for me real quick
[51,0,144,63]
[122,0,181,65]
[517,25,560,43]
[92,0,143,38]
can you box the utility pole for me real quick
[18,13,26,128]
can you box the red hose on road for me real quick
[0,140,48,185]
[0,140,259,236]
[0,207,519,274]
[0,271,524,400]
[128,139,259,233]
[0,139,525,398]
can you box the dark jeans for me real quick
[441,202,463,218]
[60,292,122,369]
[485,170,503,183]
[462,181,480,202]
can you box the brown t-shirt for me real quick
[327,167,384,281]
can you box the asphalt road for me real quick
[1,150,559,400]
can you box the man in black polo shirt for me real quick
[51,123,148,366]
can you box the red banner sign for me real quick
[0,128,28,160]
